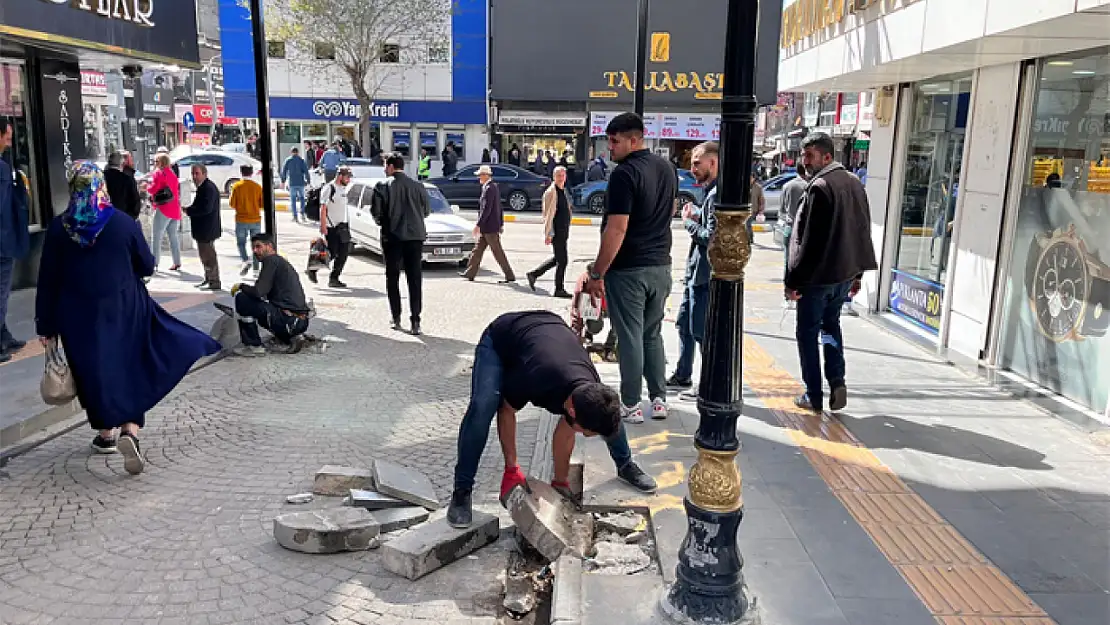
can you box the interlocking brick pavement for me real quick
[0,217,602,625]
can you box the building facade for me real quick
[0,0,201,288]
[217,0,488,176]
[779,0,1110,421]
[489,0,732,176]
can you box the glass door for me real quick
[0,58,43,230]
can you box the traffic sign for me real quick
[182,111,196,131]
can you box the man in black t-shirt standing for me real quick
[583,113,675,425]
[446,311,658,529]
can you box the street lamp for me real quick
[660,0,760,622]
[248,0,277,244]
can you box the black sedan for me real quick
[428,164,550,211]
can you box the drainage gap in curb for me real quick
[584,510,657,576]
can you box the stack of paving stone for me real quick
[272,461,500,581]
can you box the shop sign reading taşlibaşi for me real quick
[591,71,724,101]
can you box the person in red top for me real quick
[146,154,182,271]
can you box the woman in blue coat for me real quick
[35,162,221,475]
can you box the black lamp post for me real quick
[660,0,760,622]
[248,0,277,244]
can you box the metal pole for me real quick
[248,0,277,244]
[633,0,649,118]
[660,0,759,622]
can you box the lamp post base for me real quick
[661,582,760,625]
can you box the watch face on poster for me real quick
[1031,235,1088,342]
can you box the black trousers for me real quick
[530,233,569,292]
[235,293,309,347]
[326,226,350,281]
[384,238,424,323]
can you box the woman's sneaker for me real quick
[90,435,117,454]
[651,397,668,420]
[117,433,146,475]
[621,404,644,424]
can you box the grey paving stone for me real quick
[380,512,499,580]
[551,555,582,625]
[273,508,380,554]
[372,460,439,510]
[833,597,936,625]
[368,507,430,533]
[346,489,409,510]
[745,561,849,625]
[313,465,375,496]
[1028,591,1110,625]
[506,479,592,561]
[581,573,666,625]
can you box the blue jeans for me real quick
[605,265,672,406]
[0,256,14,345]
[235,222,262,270]
[289,186,305,220]
[453,331,633,491]
[151,210,182,268]
[674,280,709,382]
[795,280,853,410]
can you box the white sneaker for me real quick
[621,404,645,424]
[651,397,668,420]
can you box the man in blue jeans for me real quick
[281,147,310,223]
[667,141,718,399]
[0,118,30,364]
[446,311,657,529]
[785,133,877,412]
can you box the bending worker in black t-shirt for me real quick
[231,233,311,357]
[447,311,658,528]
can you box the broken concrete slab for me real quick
[273,508,380,554]
[585,541,651,575]
[369,506,430,533]
[285,493,314,505]
[594,511,644,536]
[506,479,593,562]
[313,465,374,496]
[381,512,499,580]
[346,488,410,510]
[551,555,583,625]
[372,459,439,509]
[503,572,537,616]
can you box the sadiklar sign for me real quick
[39,0,156,28]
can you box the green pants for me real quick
[604,265,673,407]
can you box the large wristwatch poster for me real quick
[998,50,1109,415]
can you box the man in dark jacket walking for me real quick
[461,165,515,283]
[186,164,223,291]
[372,154,431,335]
[281,147,311,223]
[785,132,878,413]
[104,151,141,219]
[0,118,30,363]
[442,142,459,176]
[666,141,718,400]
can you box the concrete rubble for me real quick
[369,506,430,533]
[313,465,374,496]
[594,511,644,536]
[346,488,410,510]
[273,508,381,554]
[506,478,593,562]
[381,512,500,580]
[373,459,439,509]
[585,541,652,575]
[285,493,314,505]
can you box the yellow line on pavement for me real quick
[740,335,1055,624]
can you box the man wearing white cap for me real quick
[461,165,516,282]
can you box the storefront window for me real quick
[277,122,301,161]
[888,74,972,334]
[999,48,1110,413]
[0,59,42,230]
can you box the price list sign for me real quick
[685,115,710,140]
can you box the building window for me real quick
[428,45,449,64]
[998,47,1110,413]
[379,44,400,63]
[267,41,286,59]
[888,73,973,335]
[314,43,336,60]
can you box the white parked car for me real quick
[172,151,263,195]
[310,157,385,187]
[343,177,475,265]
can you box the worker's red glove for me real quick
[499,465,529,504]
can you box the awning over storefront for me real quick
[0,0,200,67]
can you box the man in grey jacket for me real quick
[666,142,717,400]
[785,133,878,413]
[372,154,431,335]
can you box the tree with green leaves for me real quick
[261,0,452,153]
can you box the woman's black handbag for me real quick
[152,186,173,206]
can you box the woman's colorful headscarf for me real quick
[62,161,116,247]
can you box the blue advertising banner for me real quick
[228,97,486,125]
[889,270,943,335]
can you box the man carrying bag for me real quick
[310,166,353,288]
